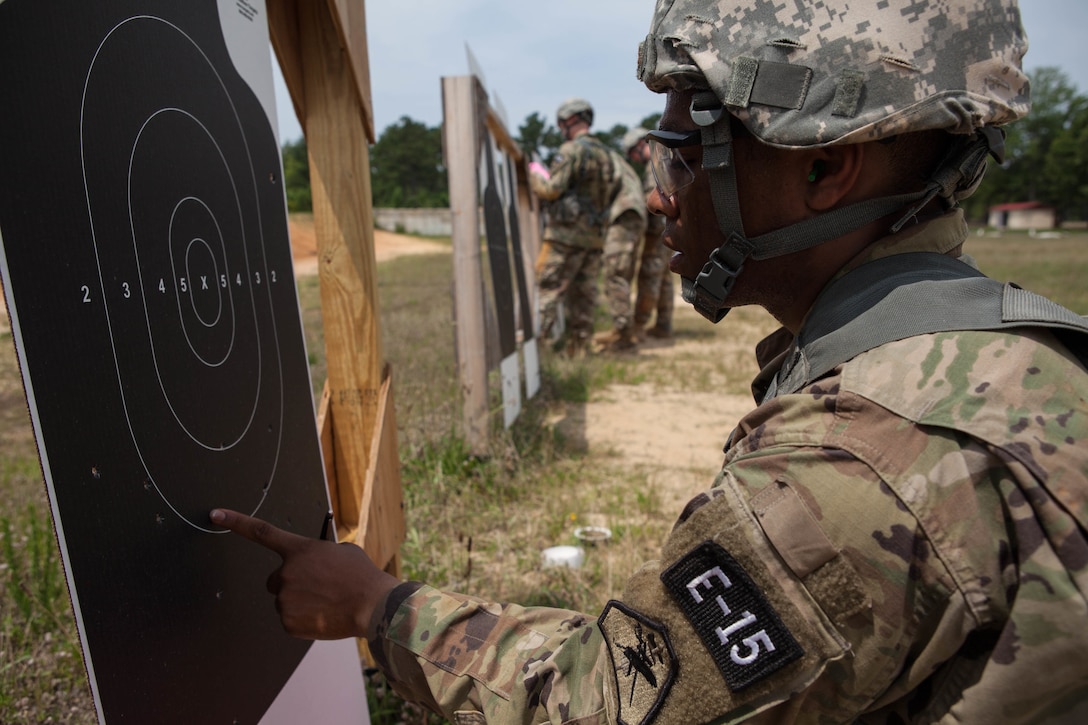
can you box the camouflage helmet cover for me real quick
[557,97,594,124]
[637,0,1031,148]
[621,127,649,154]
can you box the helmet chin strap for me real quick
[682,92,1002,324]
[682,93,752,323]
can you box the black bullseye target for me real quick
[0,3,334,722]
[81,16,282,531]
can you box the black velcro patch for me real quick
[661,541,802,691]
[598,601,676,725]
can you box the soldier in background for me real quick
[594,143,647,353]
[213,0,1088,722]
[623,127,674,340]
[526,97,614,357]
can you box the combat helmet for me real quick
[621,127,649,156]
[557,97,594,126]
[637,0,1031,322]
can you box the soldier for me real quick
[623,127,674,340]
[212,0,1088,722]
[594,144,647,353]
[527,97,615,356]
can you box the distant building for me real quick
[987,201,1056,230]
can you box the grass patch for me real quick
[969,230,1088,313]
[0,463,93,723]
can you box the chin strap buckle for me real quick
[683,233,754,323]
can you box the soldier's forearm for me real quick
[368,584,609,722]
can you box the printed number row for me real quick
[80,271,278,302]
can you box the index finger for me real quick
[209,508,306,556]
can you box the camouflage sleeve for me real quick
[364,410,935,724]
[607,152,648,225]
[368,582,609,724]
[365,442,914,725]
[599,454,883,724]
[596,385,975,724]
[530,140,581,202]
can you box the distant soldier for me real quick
[623,127,674,340]
[216,1,1088,722]
[594,145,647,353]
[526,97,614,356]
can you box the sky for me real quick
[272,1,1088,144]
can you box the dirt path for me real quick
[551,309,774,516]
[288,214,448,275]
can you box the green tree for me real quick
[370,116,448,208]
[598,122,629,152]
[281,138,311,212]
[966,66,1088,222]
[517,111,563,164]
[1042,95,1088,221]
[639,112,662,132]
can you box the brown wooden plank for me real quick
[485,106,522,161]
[356,365,406,568]
[324,0,375,143]
[315,379,339,527]
[443,75,490,455]
[266,0,305,130]
[516,167,542,321]
[299,0,383,537]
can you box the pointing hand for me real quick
[210,508,399,640]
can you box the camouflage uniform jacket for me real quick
[530,131,615,249]
[607,150,647,227]
[368,210,1088,724]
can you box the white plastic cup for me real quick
[541,545,585,569]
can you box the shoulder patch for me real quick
[661,541,803,691]
[598,600,677,725]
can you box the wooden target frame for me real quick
[442,75,542,454]
[0,0,404,721]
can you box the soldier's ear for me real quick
[804,145,863,212]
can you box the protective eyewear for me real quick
[646,129,701,198]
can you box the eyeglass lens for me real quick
[649,140,696,198]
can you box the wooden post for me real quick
[443,75,490,456]
[516,178,541,325]
[268,0,404,567]
[296,0,383,543]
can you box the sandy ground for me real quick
[549,334,762,516]
[287,216,448,276]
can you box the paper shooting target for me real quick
[80,15,285,532]
[0,2,334,722]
